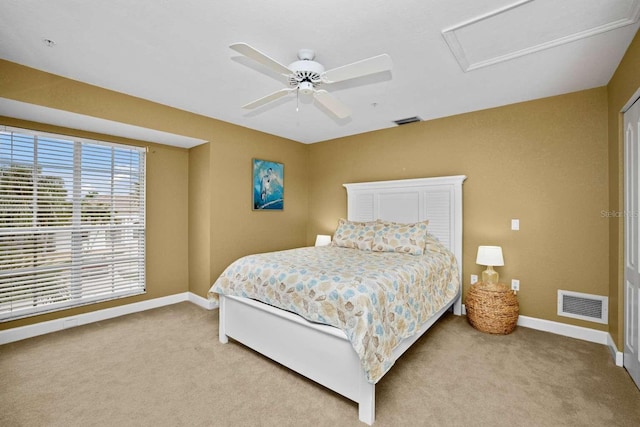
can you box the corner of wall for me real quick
[188,142,211,298]
[606,27,640,350]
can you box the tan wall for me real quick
[0,116,189,330]
[607,30,640,348]
[187,129,309,298]
[308,88,609,330]
[188,142,211,297]
[0,59,309,328]
[0,51,630,336]
[208,128,309,287]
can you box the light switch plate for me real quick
[511,219,520,230]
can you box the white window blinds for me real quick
[0,126,146,321]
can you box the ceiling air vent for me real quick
[557,290,608,324]
[393,116,422,126]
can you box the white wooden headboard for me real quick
[343,175,466,290]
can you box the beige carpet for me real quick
[1,302,639,427]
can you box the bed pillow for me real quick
[331,218,376,251]
[425,232,445,252]
[372,220,429,255]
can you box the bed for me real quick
[208,175,466,424]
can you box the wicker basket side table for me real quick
[465,282,519,334]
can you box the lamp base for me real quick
[482,266,499,285]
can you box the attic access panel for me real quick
[442,0,640,71]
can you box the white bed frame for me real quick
[218,175,466,424]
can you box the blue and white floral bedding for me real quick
[208,238,459,383]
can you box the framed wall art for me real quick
[252,158,284,210]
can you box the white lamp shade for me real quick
[315,235,332,247]
[476,246,504,266]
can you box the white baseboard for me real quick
[0,291,216,345]
[188,291,218,310]
[462,304,624,367]
[516,315,608,344]
[607,332,625,367]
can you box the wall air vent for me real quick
[557,290,608,324]
[393,116,422,126]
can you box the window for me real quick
[0,126,145,321]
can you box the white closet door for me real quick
[624,96,640,389]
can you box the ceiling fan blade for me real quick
[241,88,295,109]
[314,90,351,119]
[322,54,392,84]
[230,42,293,76]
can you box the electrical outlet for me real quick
[471,274,478,284]
[511,279,520,291]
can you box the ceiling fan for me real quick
[230,42,392,119]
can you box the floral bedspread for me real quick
[208,240,459,383]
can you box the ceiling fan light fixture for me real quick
[298,81,314,95]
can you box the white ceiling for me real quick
[0,0,639,146]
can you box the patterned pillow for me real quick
[331,218,376,251]
[425,232,445,252]
[372,220,429,255]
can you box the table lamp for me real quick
[476,245,504,285]
[315,234,332,247]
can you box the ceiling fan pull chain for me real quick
[296,87,300,113]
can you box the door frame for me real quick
[621,88,640,389]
